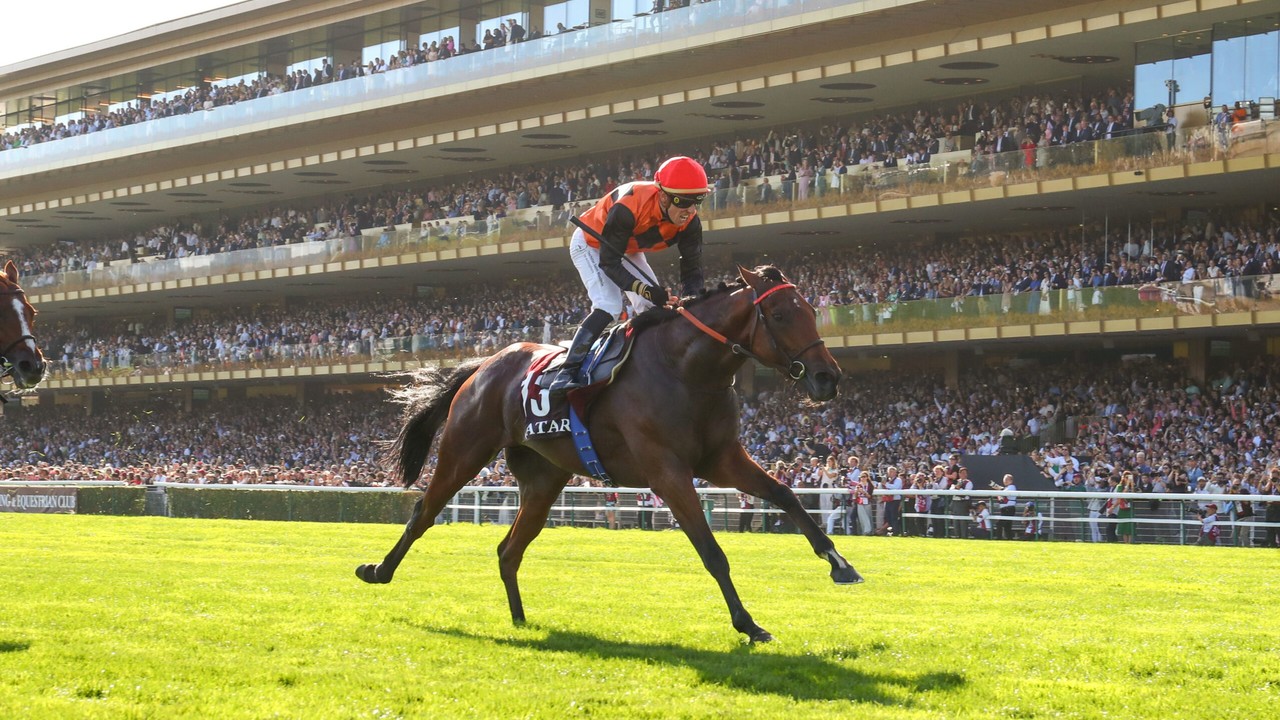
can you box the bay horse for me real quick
[356,265,862,642]
[0,261,45,395]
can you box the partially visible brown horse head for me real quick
[0,260,46,390]
[739,265,842,402]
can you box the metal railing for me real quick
[433,485,1279,547]
[7,480,1276,546]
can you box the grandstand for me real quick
[2,0,1279,542]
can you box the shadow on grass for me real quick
[0,640,31,653]
[411,623,965,704]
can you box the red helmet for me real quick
[654,156,710,197]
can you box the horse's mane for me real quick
[628,265,785,332]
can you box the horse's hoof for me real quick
[355,564,388,584]
[832,567,865,585]
[749,629,775,644]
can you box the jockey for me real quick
[548,156,709,396]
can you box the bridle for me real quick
[676,281,826,381]
[0,285,40,399]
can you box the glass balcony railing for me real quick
[45,323,576,382]
[817,272,1280,336]
[25,220,503,294]
[25,117,1278,297]
[41,272,1280,384]
[0,0,860,176]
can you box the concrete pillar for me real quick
[1186,339,1207,385]
[589,0,613,25]
[943,350,961,389]
[89,389,106,416]
[330,33,365,69]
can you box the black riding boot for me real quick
[550,311,609,394]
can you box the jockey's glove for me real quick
[631,281,668,307]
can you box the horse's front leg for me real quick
[709,445,863,585]
[654,481,773,643]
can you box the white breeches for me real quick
[569,228,659,320]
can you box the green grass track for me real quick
[0,515,1276,719]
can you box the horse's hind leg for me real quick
[496,446,571,624]
[356,426,502,585]
[709,445,863,585]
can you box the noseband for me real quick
[676,281,826,380]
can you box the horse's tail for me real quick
[386,359,485,487]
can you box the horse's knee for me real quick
[764,482,797,505]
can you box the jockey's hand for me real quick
[638,283,669,307]
[663,289,682,308]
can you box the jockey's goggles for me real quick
[666,192,706,208]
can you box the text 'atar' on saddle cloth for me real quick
[521,348,573,440]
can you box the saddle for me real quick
[535,323,634,396]
[523,324,637,484]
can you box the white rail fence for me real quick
[430,486,1279,546]
[5,481,1277,546]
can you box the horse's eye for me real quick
[771,311,786,322]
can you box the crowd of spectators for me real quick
[6,79,1143,281]
[3,352,1279,545]
[0,1,731,153]
[34,207,1280,379]
[737,355,1280,545]
[42,277,589,376]
[8,29,1272,538]
[0,395,394,486]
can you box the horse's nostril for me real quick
[16,358,44,381]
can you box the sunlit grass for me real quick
[0,515,1275,719]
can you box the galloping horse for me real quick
[0,261,45,395]
[357,266,861,642]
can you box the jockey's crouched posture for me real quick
[548,156,709,397]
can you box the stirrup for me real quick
[548,366,585,397]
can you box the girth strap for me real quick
[569,405,613,484]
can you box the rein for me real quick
[675,281,825,380]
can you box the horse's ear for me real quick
[3,260,17,285]
[738,264,762,289]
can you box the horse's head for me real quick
[739,265,842,401]
[0,261,45,391]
